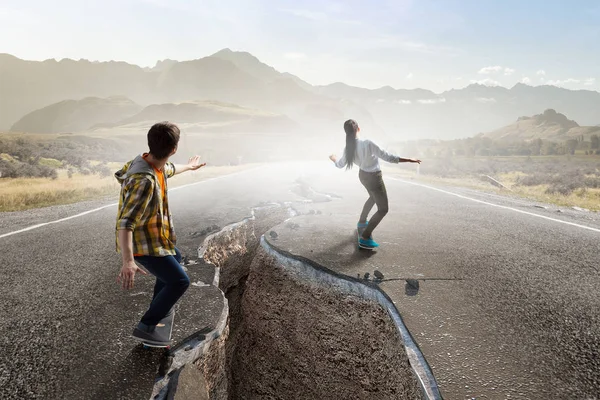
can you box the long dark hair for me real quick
[343,119,358,170]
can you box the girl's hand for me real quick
[329,154,337,162]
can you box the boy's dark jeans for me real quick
[134,247,190,326]
[358,169,389,239]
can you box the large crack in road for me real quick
[154,203,437,399]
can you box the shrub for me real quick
[516,174,550,186]
[0,159,57,179]
[583,176,600,188]
[545,182,580,196]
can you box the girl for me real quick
[329,119,421,249]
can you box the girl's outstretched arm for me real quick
[398,157,421,164]
[368,140,421,164]
[329,152,347,168]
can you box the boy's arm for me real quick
[116,178,152,289]
[170,155,206,177]
[116,178,154,231]
[117,229,147,290]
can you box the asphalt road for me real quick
[0,163,310,399]
[1,161,599,399]
[269,165,600,400]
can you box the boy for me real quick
[114,121,205,346]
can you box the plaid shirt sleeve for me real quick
[116,177,154,231]
[164,162,176,178]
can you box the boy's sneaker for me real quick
[359,236,379,248]
[131,322,172,346]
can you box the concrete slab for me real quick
[264,211,567,399]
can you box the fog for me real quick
[3,3,600,400]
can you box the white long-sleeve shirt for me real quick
[334,138,400,172]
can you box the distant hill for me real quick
[483,109,600,142]
[1,50,380,140]
[210,48,312,90]
[0,53,157,130]
[10,96,141,133]
[3,50,600,141]
[92,100,299,134]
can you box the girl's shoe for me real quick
[359,236,379,248]
[357,220,368,234]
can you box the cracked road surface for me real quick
[1,161,599,399]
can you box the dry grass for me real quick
[0,164,258,212]
[386,167,600,212]
[0,171,119,211]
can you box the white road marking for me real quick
[0,204,118,239]
[0,168,260,239]
[389,178,600,234]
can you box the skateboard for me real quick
[141,312,174,349]
[357,228,375,250]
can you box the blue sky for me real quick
[1,0,598,92]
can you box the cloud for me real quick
[476,97,497,103]
[478,66,502,74]
[395,99,412,105]
[478,66,515,75]
[417,98,446,104]
[406,72,414,80]
[521,77,531,84]
[284,52,307,60]
[547,77,598,87]
[545,78,581,86]
[470,78,501,86]
[536,70,546,76]
[280,8,328,21]
[356,34,461,55]
[279,8,360,25]
[0,6,39,24]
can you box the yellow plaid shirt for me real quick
[115,156,177,256]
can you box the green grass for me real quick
[38,157,63,168]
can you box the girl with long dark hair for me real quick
[329,119,421,249]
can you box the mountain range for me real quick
[2,49,600,140]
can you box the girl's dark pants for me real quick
[358,169,389,239]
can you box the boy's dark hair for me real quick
[147,121,180,159]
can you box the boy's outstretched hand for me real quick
[187,155,206,170]
[412,159,422,164]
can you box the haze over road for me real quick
[1,162,599,399]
